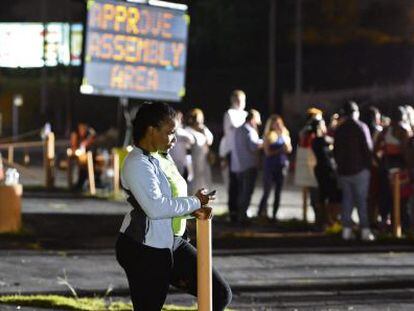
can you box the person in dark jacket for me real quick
[310,118,341,228]
[334,101,375,241]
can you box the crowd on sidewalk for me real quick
[165,90,414,242]
[296,102,414,240]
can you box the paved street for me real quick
[1,250,414,310]
[0,166,411,310]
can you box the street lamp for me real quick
[12,94,23,140]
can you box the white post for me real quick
[113,152,120,194]
[44,132,55,188]
[87,151,96,195]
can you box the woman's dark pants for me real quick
[116,234,232,311]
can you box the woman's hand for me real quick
[191,206,213,220]
[195,188,216,206]
[220,158,228,169]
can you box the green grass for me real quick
[0,226,33,238]
[0,295,201,311]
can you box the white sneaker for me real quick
[361,228,375,241]
[342,227,355,240]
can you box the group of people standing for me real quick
[168,108,214,195]
[114,94,414,309]
[219,90,292,224]
[298,101,414,241]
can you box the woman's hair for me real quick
[309,118,324,135]
[360,106,380,125]
[263,114,289,138]
[390,106,407,123]
[186,108,204,126]
[132,102,176,143]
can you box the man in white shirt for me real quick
[219,90,248,222]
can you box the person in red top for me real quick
[295,107,324,229]
[70,123,96,191]
[375,106,413,231]
[298,107,322,147]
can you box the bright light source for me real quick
[80,84,94,94]
[13,95,23,107]
[126,145,133,152]
[126,0,148,3]
[148,0,187,11]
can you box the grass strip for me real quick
[0,295,200,311]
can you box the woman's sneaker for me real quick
[361,228,375,241]
[342,227,356,241]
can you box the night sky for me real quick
[1,0,414,139]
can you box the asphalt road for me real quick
[1,250,414,310]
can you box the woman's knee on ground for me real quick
[213,273,232,310]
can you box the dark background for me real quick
[1,0,414,144]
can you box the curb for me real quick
[3,279,414,298]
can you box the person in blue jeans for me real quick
[258,115,292,220]
[334,101,375,241]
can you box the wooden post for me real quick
[197,218,212,311]
[43,132,55,189]
[87,151,96,195]
[113,152,120,194]
[302,187,308,223]
[0,184,23,233]
[393,171,401,238]
[8,146,14,164]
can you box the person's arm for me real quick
[333,130,340,163]
[177,127,195,146]
[122,157,201,219]
[223,111,233,137]
[373,128,386,160]
[82,128,96,149]
[283,134,293,154]
[359,123,373,164]
[204,127,214,146]
[400,127,411,157]
[247,128,263,152]
[70,132,78,152]
[361,123,373,151]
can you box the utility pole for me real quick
[41,0,48,116]
[66,0,73,137]
[268,0,276,114]
[294,0,303,110]
[12,95,23,140]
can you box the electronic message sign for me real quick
[81,0,189,101]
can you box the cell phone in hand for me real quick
[206,190,216,196]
